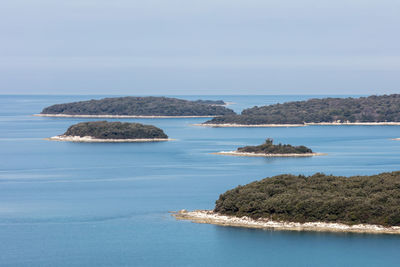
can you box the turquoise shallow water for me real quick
[0,95,399,267]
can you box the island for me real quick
[174,171,400,234]
[37,96,235,118]
[212,138,322,157]
[47,121,171,142]
[193,100,226,106]
[201,94,400,127]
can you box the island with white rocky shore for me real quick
[47,121,171,142]
[173,210,400,235]
[212,138,324,157]
[174,171,400,235]
[37,96,235,118]
[200,94,400,127]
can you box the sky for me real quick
[0,0,399,95]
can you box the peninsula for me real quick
[202,94,400,127]
[37,96,235,118]
[174,171,400,234]
[213,138,322,157]
[47,121,171,142]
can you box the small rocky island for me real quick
[38,96,234,118]
[202,94,400,127]
[214,138,321,157]
[174,171,400,234]
[47,121,170,142]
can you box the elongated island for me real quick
[201,94,400,127]
[213,138,323,157]
[47,121,171,142]
[174,171,400,234]
[193,100,226,106]
[36,96,234,118]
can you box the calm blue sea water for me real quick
[0,95,399,267]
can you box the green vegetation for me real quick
[41,97,234,116]
[64,121,168,139]
[237,138,313,154]
[205,94,400,125]
[214,171,400,226]
[193,100,225,105]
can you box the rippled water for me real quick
[0,95,399,266]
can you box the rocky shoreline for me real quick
[305,122,400,126]
[211,151,325,157]
[194,123,304,127]
[35,114,218,119]
[196,122,400,127]
[173,210,400,235]
[46,135,172,142]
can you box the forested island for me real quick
[202,94,400,126]
[38,96,234,117]
[47,121,170,142]
[174,171,400,234]
[193,100,226,105]
[213,139,320,157]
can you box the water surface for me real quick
[0,95,399,266]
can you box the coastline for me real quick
[305,122,400,126]
[173,210,400,235]
[197,122,400,127]
[209,102,235,107]
[46,135,173,143]
[211,151,325,157]
[34,114,219,119]
[222,101,235,106]
[392,138,400,140]
[194,123,304,127]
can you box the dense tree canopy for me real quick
[41,97,234,116]
[193,100,225,105]
[64,121,168,139]
[214,171,400,226]
[237,138,313,154]
[205,94,400,125]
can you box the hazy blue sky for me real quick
[0,0,399,95]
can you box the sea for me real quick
[0,95,399,267]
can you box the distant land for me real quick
[193,99,226,106]
[47,121,170,142]
[37,97,234,118]
[175,171,400,234]
[213,138,323,157]
[202,94,400,126]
